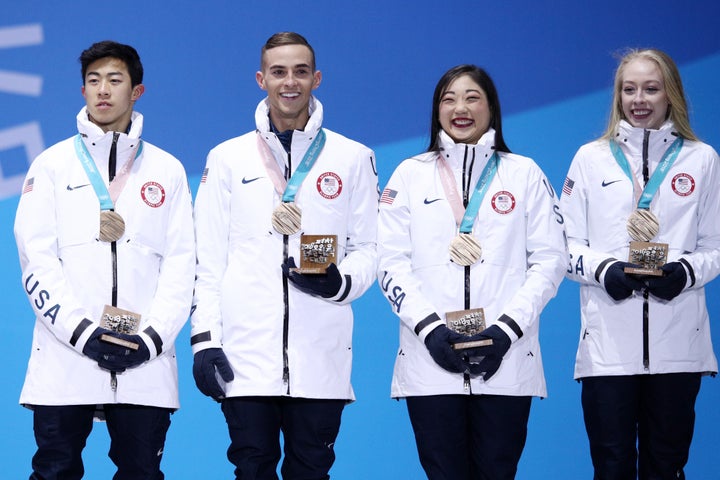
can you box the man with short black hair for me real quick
[15,40,195,479]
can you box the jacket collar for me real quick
[76,107,143,143]
[613,119,678,157]
[254,95,323,137]
[255,97,324,172]
[437,128,496,169]
[75,108,144,171]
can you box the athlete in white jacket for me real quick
[378,65,567,480]
[560,49,720,480]
[14,41,195,479]
[191,32,378,479]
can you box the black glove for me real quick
[84,328,150,372]
[464,325,512,380]
[82,327,134,372]
[646,262,687,301]
[603,261,647,301]
[193,348,234,401]
[424,325,472,374]
[96,332,151,371]
[282,257,343,298]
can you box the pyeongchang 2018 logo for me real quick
[0,23,45,199]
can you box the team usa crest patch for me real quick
[141,181,166,207]
[316,172,343,199]
[491,190,516,214]
[671,173,695,197]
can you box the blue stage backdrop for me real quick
[2,1,719,478]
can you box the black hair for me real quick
[427,64,510,153]
[79,40,143,86]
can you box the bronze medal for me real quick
[271,202,302,235]
[626,209,659,242]
[99,210,125,243]
[449,233,482,266]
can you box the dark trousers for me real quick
[581,373,701,480]
[406,394,532,480]
[221,396,345,480]
[30,404,171,480]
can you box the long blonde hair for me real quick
[602,48,697,141]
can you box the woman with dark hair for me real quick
[560,49,720,479]
[377,64,567,479]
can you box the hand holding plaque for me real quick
[445,308,493,350]
[424,325,474,374]
[603,261,647,301]
[463,325,512,381]
[646,261,688,301]
[282,257,343,298]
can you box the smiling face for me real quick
[438,74,491,144]
[81,57,144,133]
[620,57,670,130]
[256,44,321,132]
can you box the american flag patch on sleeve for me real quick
[562,177,575,196]
[22,177,34,194]
[200,168,209,184]
[380,188,397,205]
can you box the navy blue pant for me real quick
[221,396,345,480]
[30,404,171,480]
[406,394,532,480]
[581,373,701,480]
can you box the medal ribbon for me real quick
[609,137,683,210]
[437,151,499,233]
[74,134,143,210]
[256,129,326,202]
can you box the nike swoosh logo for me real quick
[67,184,90,191]
[601,180,622,187]
[424,198,442,204]
[242,176,263,184]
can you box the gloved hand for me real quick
[95,332,151,371]
[603,261,647,301]
[82,327,133,372]
[84,328,151,371]
[646,262,687,301]
[193,348,234,401]
[282,257,343,298]
[424,325,473,374]
[464,325,512,381]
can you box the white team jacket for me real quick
[561,120,720,379]
[15,108,195,409]
[191,97,378,400]
[377,130,567,398]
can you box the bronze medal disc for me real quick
[449,233,482,266]
[271,202,302,235]
[626,209,659,242]
[99,210,125,242]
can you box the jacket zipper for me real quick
[282,150,292,394]
[109,132,120,391]
[642,129,651,371]
[462,145,475,392]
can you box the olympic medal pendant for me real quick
[625,209,667,276]
[626,209,660,242]
[449,233,482,266]
[99,210,125,243]
[271,202,302,235]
